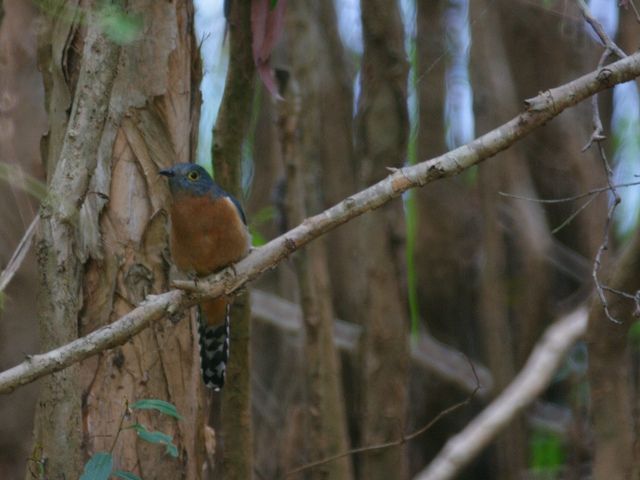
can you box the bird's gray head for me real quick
[159,163,216,197]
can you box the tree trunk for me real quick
[212,0,255,478]
[32,2,205,478]
[282,6,354,475]
[497,0,605,259]
[472,2,550,476]
[0,2,45,478]
[354,2,410,478]
[587,232,640,479]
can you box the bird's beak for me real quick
[159,168,175,177]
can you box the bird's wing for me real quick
[225,192,247,225]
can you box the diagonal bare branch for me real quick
[0,216,38,294]
[414,307,588,480]
[1,51,640,395]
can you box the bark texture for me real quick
[472,2,549,476]
[587,229,640,479]
[33,2,205,479]
[498,0,605,259]
[34,6,121,477]
[212,0,255,478]
[354,2,410,478]
[282,6,354,475]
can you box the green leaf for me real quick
[270,0,278,9]
[529,430,564,472]
[250,230,266,247]
[113,471,142,480]
[130,423,179,458]
[79,452,113,480]
[629,320,640,350]
[130,399,182,419]
[165,442,179,458]
[250,206,276,225]
[98,5,143,45]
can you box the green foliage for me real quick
[130,398,183,420]
[249,206,276,247]
[97,4,143,45]
[463,165,478,185]
[27,445,46,478]
[270,0,279,9]
[34,0,142,45]
[81,399,181,480]
[128,423,179,458]
[629,320,640,350]
[80,452,113,480]
[529,429,565,475]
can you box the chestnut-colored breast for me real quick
[168,193,250,276]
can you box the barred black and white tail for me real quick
[197,304,230,390]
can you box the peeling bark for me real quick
[34,5,121,477]
[33,2,204,479]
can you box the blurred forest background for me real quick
[1,0,640,479]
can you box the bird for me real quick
[159,163,250,390]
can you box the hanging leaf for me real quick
[79,452,113,480]
[130,399,182,420]
[251,0,286,99]
[129,423,180,458]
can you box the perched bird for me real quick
[159,163,250,390]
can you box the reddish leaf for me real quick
[251,0,286,98]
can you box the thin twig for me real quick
[500,180,640,234]
[583,50,613,150]
[578,0,627,58]
[110,400,129,453]
[285,358,480,477]
[0,216,39,294]
[623,0,640,23]
[577,0,627,150]
[602,285,637,300]
[499,180,640,204]
[551,194,599,234]
[592,143,623,323]
[575,0,631,323]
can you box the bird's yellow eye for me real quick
[187,170,200,181]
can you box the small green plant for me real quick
[249,206,277,247]
[34,0,143,45]
[97,4,143,45]
[79,399,182,480]
[629,319,640,351]
[529,429,565,477]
